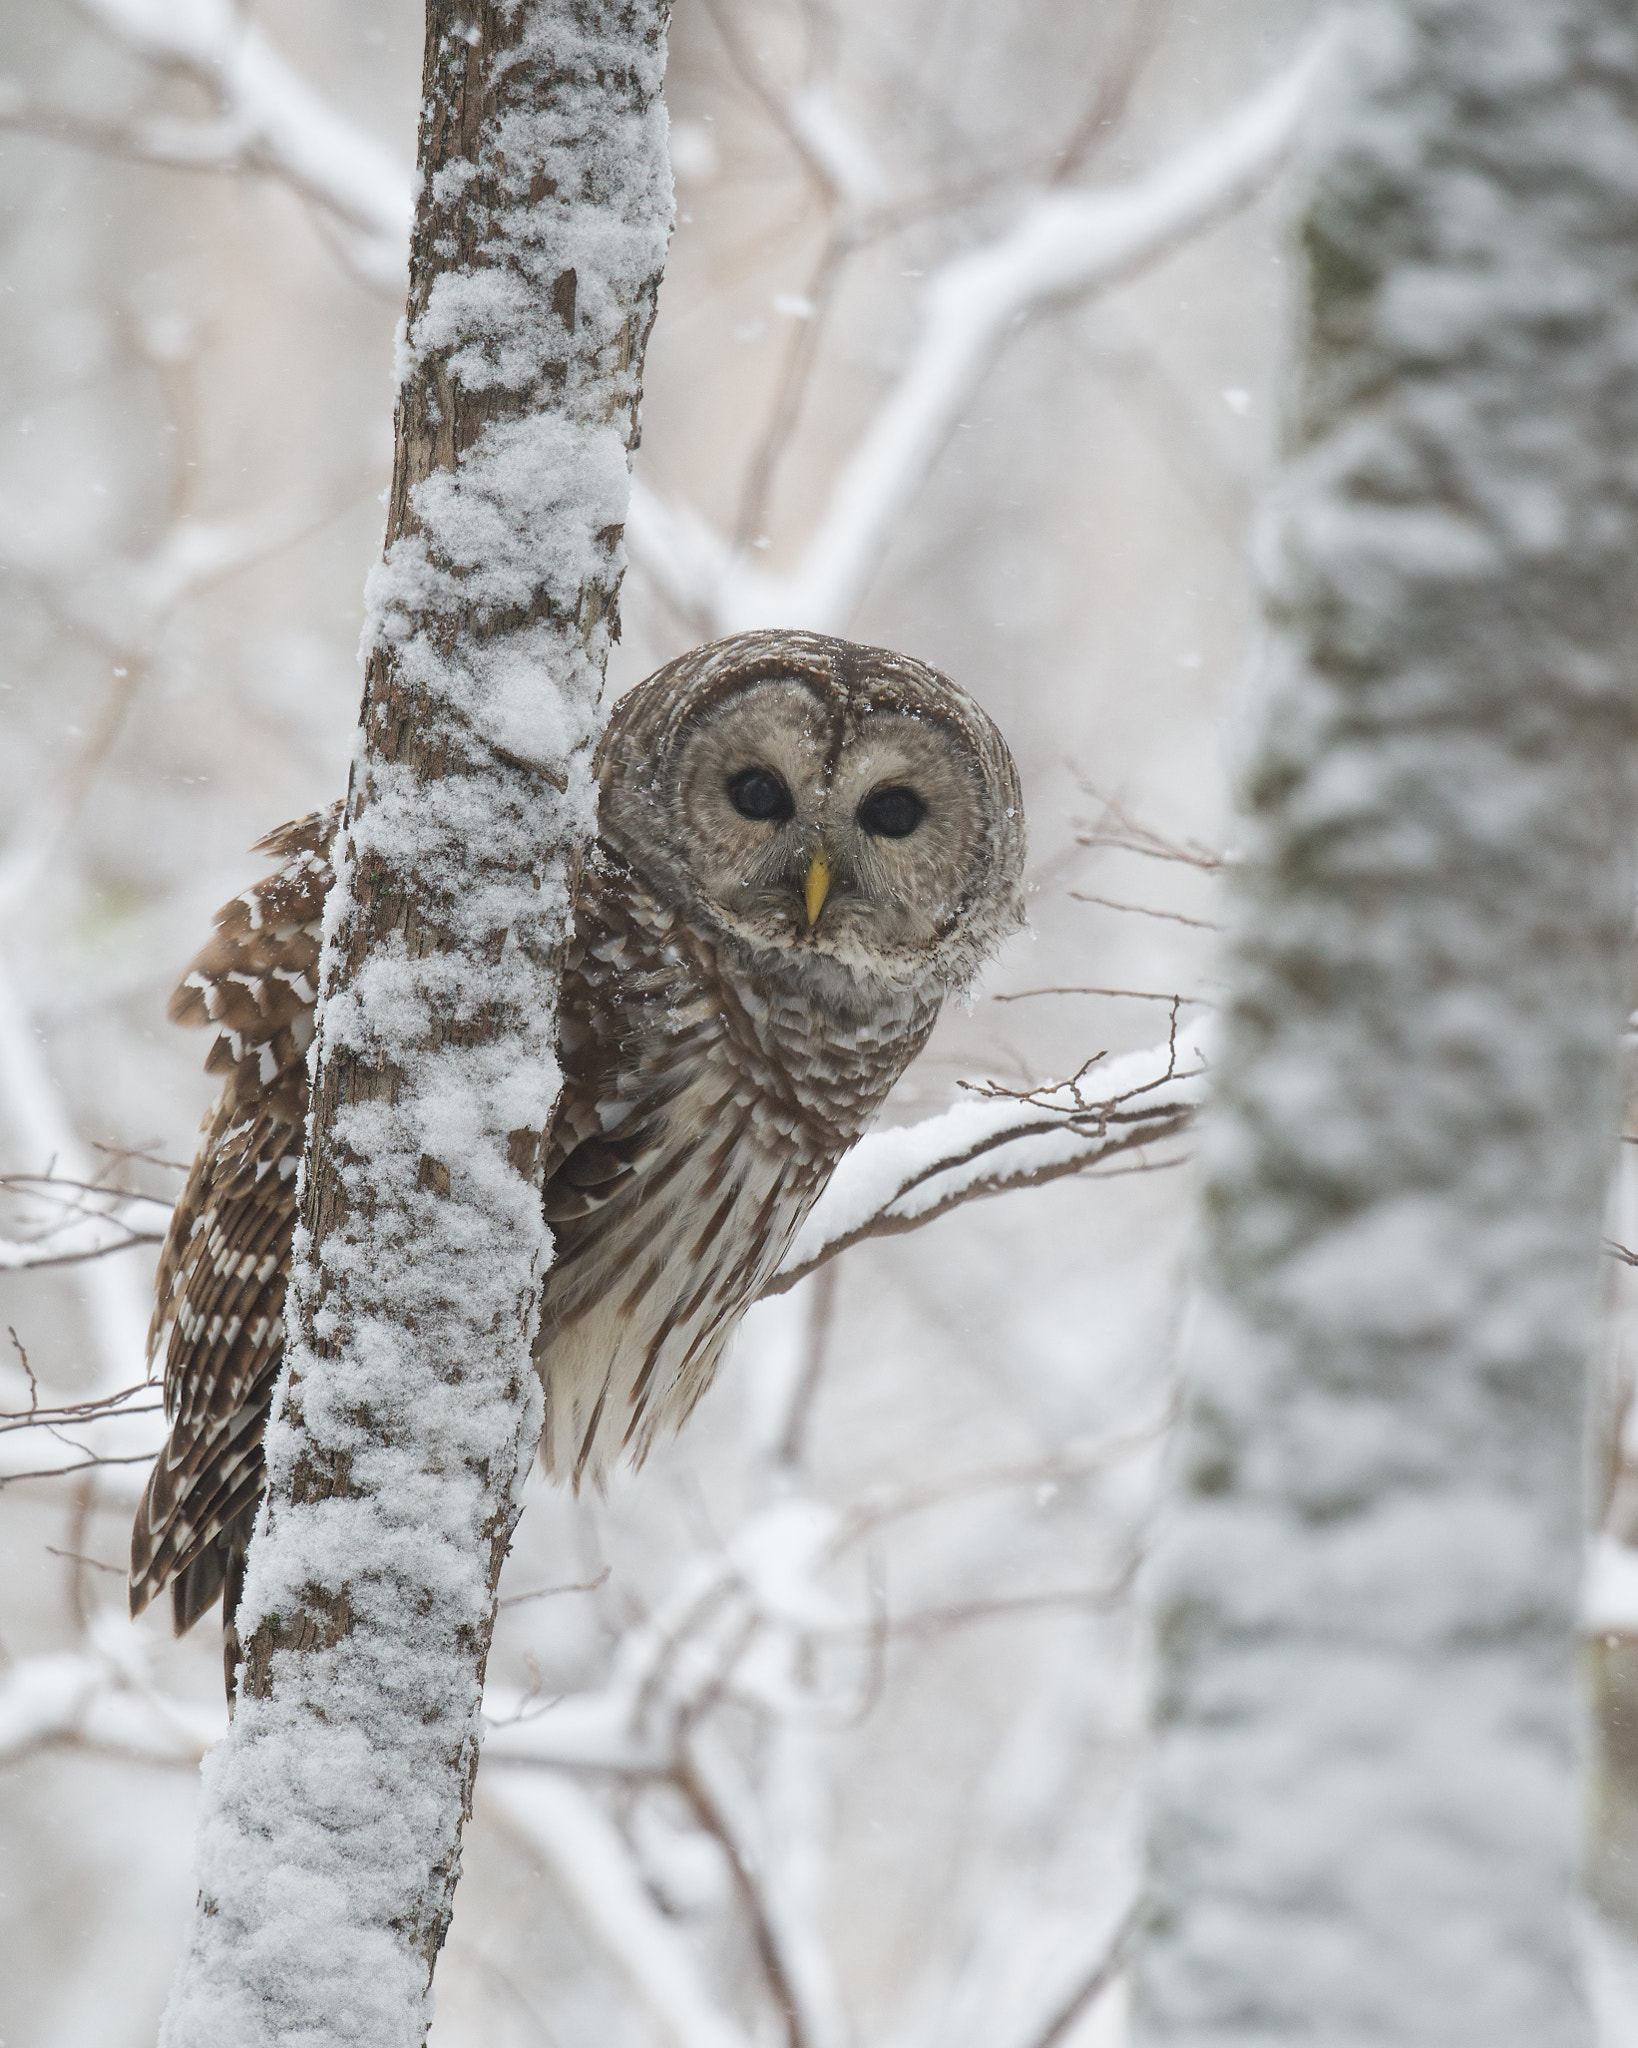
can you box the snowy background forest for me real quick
[8,0,1638,2042]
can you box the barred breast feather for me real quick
[538,848,937,1480]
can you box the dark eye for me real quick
[857,785,925,838]
[727,767,795,823]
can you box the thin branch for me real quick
[774,1260,840,1469]
[0,1379,162,1438]
[0,1230,166,1273]
[7,1318,37,1417]
[1027,1900,1141,2048]
[496,1566,612,1610]
[732,234,850,550]
[88,1141,190,1176]
[1070,891,1222,930]
[1049,0,1174,184]
[0,954,153,1388]
[990,984,1197,1004]
[674,1744,812,2048]
[697,0,855,210]
[831,1422,1172,1553]
[1074,784,1225,871]
[0,1450,158,1487]
[857,1575,1138,1638]
[44,1544,125,1576]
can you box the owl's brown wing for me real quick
[129,804,339,1648]
[128,826,686,1645]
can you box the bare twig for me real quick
[774,1260,840,1469]
[991,984,1198,1004]
[0,1231,167,1274]
[0,1379,162,1437]
[496,1566,612,1610]
[1070,891,1222,930]
[1049,0,1174,184]
[697,0,852,210]
[44,1544,124,1576]
[8,1327,38,1413]
[859,1572,1139,1638]
[1075,784,1225,871]
[674,1743,811,2048]
[89,1142,190,1175]
[733,234,849,551]
[63,1476,97,1633]
[0,1450,157,1487]
[831,1421,1172,1553]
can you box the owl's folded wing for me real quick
[131,822,697,1636]
[130,804,339,1634]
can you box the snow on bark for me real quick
[1134,7,1638,2045]
[158,5,672,2044]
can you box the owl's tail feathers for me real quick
[160,1505,256,1703]
[130,1446,263,1705]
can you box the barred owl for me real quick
[129,629,1025,1680]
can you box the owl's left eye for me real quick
[727,767,795,823]
[856,785,925,838]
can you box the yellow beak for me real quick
[803,851,832,928]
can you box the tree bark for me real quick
[1134,6,1638,2044]
[159,5,671,2042]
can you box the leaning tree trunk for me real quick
[1134,6,1638,2046]
[159,5,671,2042]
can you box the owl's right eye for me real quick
[727,768,795,823]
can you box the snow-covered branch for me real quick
[628,43,1324,634]
[0,1622,222,1770]
[1,0,411,289]
[768,1020,1206,1294]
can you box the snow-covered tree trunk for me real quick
[1133,7,1638,2046]
[158,6,671,2043]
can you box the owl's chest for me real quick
[608,924,931,1165]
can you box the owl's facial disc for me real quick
[649,679,994,989]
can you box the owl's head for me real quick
[596,630,1026,1008]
